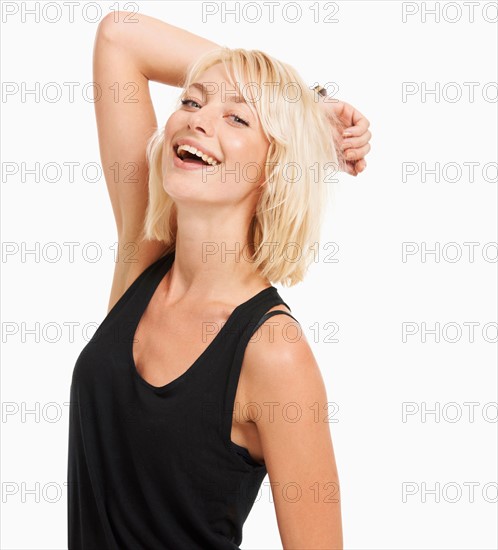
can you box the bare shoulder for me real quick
[242,304,327,413]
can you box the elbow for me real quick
[95,11,131,45]
[95,12,114,44]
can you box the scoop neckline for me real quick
[128,252,276,392]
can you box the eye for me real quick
[180,97,201,109]
[227,113,249,127]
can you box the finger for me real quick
[354,159,367,174]
[343,113,370,137]
[344,143,371,162]
[348,159,364,177]
[327,97,345,112]
[342,130,372,150]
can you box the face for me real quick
[162,63,270,210]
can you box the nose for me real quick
[187,107,215,136]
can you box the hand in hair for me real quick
[318,97,372,176]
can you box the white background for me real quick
[1,1,497,549]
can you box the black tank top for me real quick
[67,250,298,549]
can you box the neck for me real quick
[165,206,271,305]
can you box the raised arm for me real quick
[93,12,220,313]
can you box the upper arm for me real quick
[94,13,157,239]
[242,311,343,549]
[94,14,168,313]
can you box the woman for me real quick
[68,10,371,550]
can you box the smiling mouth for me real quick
[173,144,221,167]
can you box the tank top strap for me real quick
[221,293,299,447]
[252,309,299,332]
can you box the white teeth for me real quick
[177,144,219,166]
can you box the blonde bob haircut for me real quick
[141,47,341,287]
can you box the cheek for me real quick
[161,113,183,166]
[226,136,246,158]
[225,140,269,188]
[227,137,266,167]
[163,114,178,143]
[164,109,188,137]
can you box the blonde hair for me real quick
[141,47,342,287]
